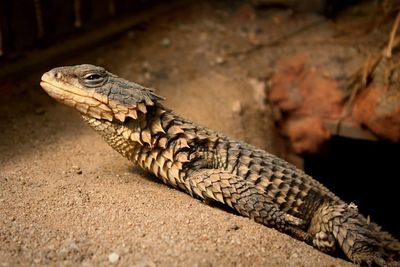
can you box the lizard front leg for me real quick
[183,169,311,243]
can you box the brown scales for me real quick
[41,64,400,266]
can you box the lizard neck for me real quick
[81,103,198,189]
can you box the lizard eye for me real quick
[85,74,102,80]
[81,72,107,87]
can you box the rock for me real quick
[353,84,400,142]
[108,252,119,263]
[231,100,242,114]
[71,165,80,170]
[248,78,266,109]
[141,61,151,71]
[71,165,82,174]
[282,117,330,154]
[227,224,240,231]
[270,54,343,118]
[269,53,343,153]
[215,56,225,64]
[161,38,171,47]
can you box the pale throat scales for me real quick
[81,103,195,191]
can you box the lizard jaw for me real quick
[41,72,142,122]
[40,79,116,121]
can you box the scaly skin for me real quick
[40,64,400,266]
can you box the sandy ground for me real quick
[0,2,355,266]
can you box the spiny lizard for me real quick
[40,64,400,266]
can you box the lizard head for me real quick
[40,64,164,122]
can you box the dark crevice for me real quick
[303,136,400,239]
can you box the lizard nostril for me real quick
[55,72,63,80]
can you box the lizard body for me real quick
[40,64,400,266]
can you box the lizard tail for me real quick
[308,202,400,266]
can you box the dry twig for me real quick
[383,10,400,58]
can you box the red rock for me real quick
[353,84,400,142]
[269,54,306,112]
[270,54,343,119]
[297,70,343,119]
[269,54,344,153]
[282,117,330,154]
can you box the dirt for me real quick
[0,1,362,266]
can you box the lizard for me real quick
[40,64,400,266]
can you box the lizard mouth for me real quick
[40,79,116,121]
[40,73,144,122]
